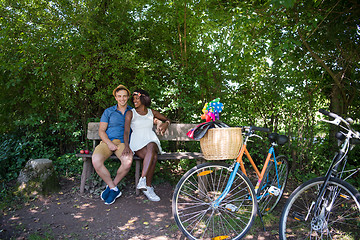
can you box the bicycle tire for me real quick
[258,155,289,214]
[279,176,360,240]
[172,162,257,240]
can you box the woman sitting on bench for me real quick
[123,89,171,201]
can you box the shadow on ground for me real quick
[1,177,289,239]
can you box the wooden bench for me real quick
[76,122,205,195]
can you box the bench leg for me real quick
[196,158,206,165]
[80,157,93,194]
[135,159,140,195]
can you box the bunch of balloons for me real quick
[201,98,224,122]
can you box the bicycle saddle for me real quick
[268,133,289,146]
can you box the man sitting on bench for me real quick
[91,84,133,205]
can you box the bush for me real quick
[52,153,83,178]
[0,133,57,182]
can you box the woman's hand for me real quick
[152,109,170,136]
[122,146,132,156]
[156,121,170,136]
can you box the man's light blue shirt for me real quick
[100,105,132,142]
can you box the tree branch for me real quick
[297,28,343,91]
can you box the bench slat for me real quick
[87,122,198,141]
[76,152,204,160]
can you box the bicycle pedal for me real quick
[268,186,280,196]
[225,203,237,212]
[292,211,305,221]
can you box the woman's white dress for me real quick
[129,108,162,153]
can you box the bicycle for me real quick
[172,126,289,240]
[279,109,360,239]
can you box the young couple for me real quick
[91,85,171,205]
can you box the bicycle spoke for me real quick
[173,162,257,239]
[280,177,360,240]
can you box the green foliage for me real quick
[52,153,83,178]
[154,158,199,186]
[0,0,359,189]
[0,132,56,182]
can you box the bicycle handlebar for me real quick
[319,108,339,119]
[241,126,270,133]
[319,108,347,126]
[251,126,270,133]
[319,109,360,142]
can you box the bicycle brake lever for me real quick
[321,118,341,126]
[251,134,263,140]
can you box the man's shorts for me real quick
[93,139,125,160]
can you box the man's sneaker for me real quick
[137,177,147,190]
[104,189,122,205]
[143,186,160,202]
[100,186,110,201]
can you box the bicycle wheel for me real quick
[258,155,289,214]
[172,162,257,240]
[279,177,360,240]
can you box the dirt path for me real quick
[1,177,286,239]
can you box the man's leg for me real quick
[113,143,133,186]
[92,141,116,189]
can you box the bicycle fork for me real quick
[213,162,241,208]
[296,142,348,231]
[211,161,266,231]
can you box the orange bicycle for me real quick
[172,126,289,240]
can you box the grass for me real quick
[247,210,280,236]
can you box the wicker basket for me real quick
[200,127,243,160]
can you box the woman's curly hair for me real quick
[131,89,151,107]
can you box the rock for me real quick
[17,159,60,196]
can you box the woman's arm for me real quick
[151,109,171,135]
[151,109,170,122]
[122,110,133,155]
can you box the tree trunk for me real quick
[329,84,343,150]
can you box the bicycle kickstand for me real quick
[257,208,266,231]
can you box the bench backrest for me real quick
[87,122,198,142]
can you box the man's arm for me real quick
[98,122,117,151]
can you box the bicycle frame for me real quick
[214,131,281,207]
[311,137,349,215]
[304,109,360,221]
[278,109,360,240]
